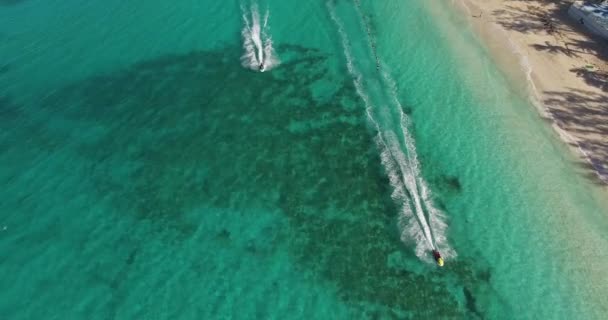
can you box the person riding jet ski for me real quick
[432,250,444,267]
[259,62,266,72]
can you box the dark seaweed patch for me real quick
[478,268,491,283]
[217,229,231,240]
[401,105,412,115]
[463,287,484,319]
[126,248,138,265]
[443,175,462,192]
[13,44,492,318]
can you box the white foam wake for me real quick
[328,0,455,262]
[241,3,279,72]
[381,70,453,257]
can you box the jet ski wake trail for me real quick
[328,0,454,266]
[241,2,279,72]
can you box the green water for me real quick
[1,0,607,319]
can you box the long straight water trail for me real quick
[240,2,279,71]
[327,0,454,262]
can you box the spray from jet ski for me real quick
[241,3,279,72]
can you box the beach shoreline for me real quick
[448,0,608,187]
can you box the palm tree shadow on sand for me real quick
[493,0,608,185]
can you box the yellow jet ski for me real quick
[432,250,444,267]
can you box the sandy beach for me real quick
[451,0,608,186]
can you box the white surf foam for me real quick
[241,3,279,72]
[328,0,455,262]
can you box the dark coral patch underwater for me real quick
[10,44,498,318]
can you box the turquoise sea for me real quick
[1,0,608,319]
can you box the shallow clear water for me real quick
[1,0,607,319]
